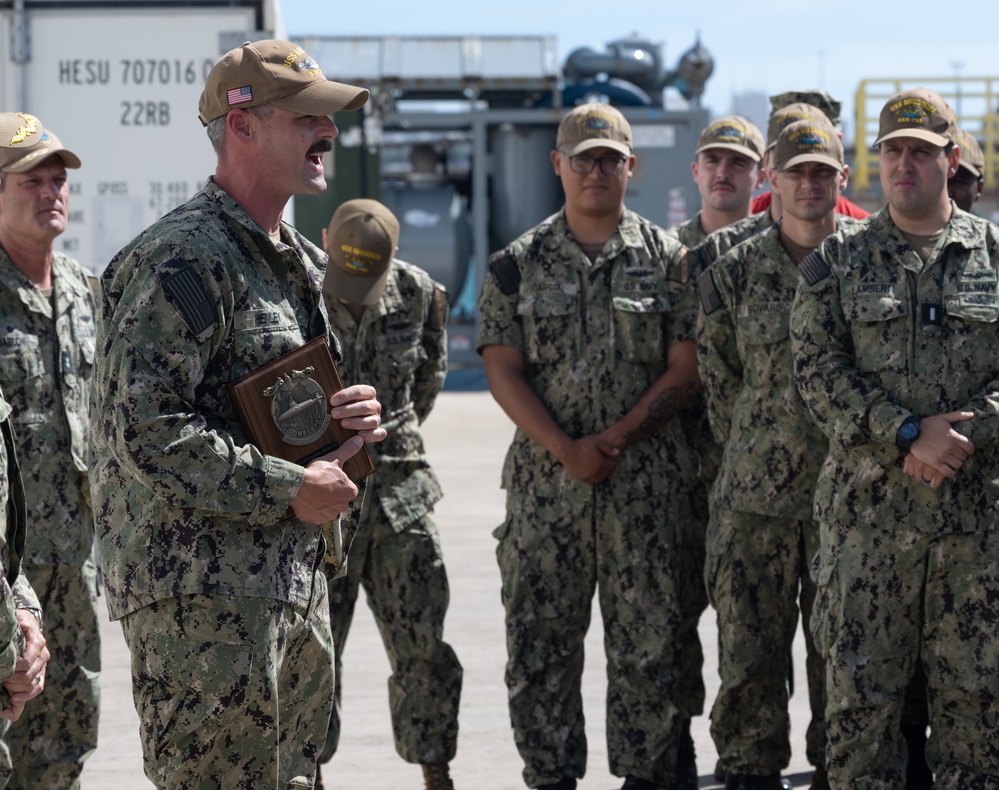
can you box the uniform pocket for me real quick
[945,295,999,372]
[518,291,578,363]
[738,308,790,387]
[843,294,908,373]
[612,294,669,363]
[135,633,254,760]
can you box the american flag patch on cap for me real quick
[227,86,253,106]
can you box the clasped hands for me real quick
[902,411,976,489]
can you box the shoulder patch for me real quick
[489,255,521,296]
[667,246,691,284]
[697,270,724,315]
[429,286,449,331]
[798,252,832,286]
[160,265,216,339]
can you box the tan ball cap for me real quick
[874,88,956,148]
[695,115,764,162]
[199,39,369,125]
[766,102,826,151]
[556,103,632,157]
[770,90,842,129]
[323,199,399,306]
[0,112,44,150]
[774,117,844,172]
[954,128,985,179]
[0,122,81,173]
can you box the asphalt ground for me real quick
[79,390,817,789]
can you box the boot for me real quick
[715,759,728,783]
[902,724,934,790]
[621,777,661,790]
[725,774,793,790]
[422,762,455,790]
[537,780,577,790]
[314,766,325,790]
[810,766,831,790]
[676,718,698,790]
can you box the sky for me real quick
[277,0,999,147]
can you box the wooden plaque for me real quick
[227,336,375,482]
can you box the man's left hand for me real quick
[330,384,387,443]
[0,609,50,721]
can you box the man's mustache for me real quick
[308,140,334,157]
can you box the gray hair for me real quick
[206,105,276,155]
[206,117,226,154]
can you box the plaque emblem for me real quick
[262,366,331,446]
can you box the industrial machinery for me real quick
[292,34,714,376]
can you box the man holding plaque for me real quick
[477,103,701,790]
[317,199,461,790]
[89,40,386,789]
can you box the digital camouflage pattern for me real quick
[692,210,775,275]
[791,206,999,532]
[0,245,99,787]
[321,260,461,766]
[0,391,37,715]
[91,178,332,619]
[664,213,717,723]
[704,508,821,774]
[122,585,333,789]
[0,249,95,565]
[697,222,842,519]
[790,205,999,786]
[0,562,99,788]
[477,207,697,788]
[90,178,339,784]
[695,221,857,775]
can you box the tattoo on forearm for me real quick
[623,381,699,445]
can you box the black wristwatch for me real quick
[895,415,921,452]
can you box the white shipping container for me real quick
[0,0,278,275]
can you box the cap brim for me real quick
[695,142,762,162]
[272,80,369,116]
[324,266,391,307]
[2,147,81,173]
[779,153,843,172]
[562,139,631,157]
[873,128,950,148]
[958,160,983,178]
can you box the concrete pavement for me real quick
[79,391,817,789]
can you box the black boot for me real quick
[676,717,698,790]
[902,724,934,790]
[726,774,792,790]
[621,777,660,790]
[537,780,577,790]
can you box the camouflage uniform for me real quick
[664,214,716,726]
[477,208,697,788]
[790,205,999,788]
[319,260,461,766]
[695,220,853,775]
[90,179,338,789]
[0,246,99,789]
[0,390,41,707]
[692,210,775,274]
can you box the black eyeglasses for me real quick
[561,152,629,176]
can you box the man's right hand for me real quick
[559,435,621,486]
[909,411,975,480]
[290,435,364,524]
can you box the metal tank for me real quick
[380,183,472,307]
[489,123,564,253]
